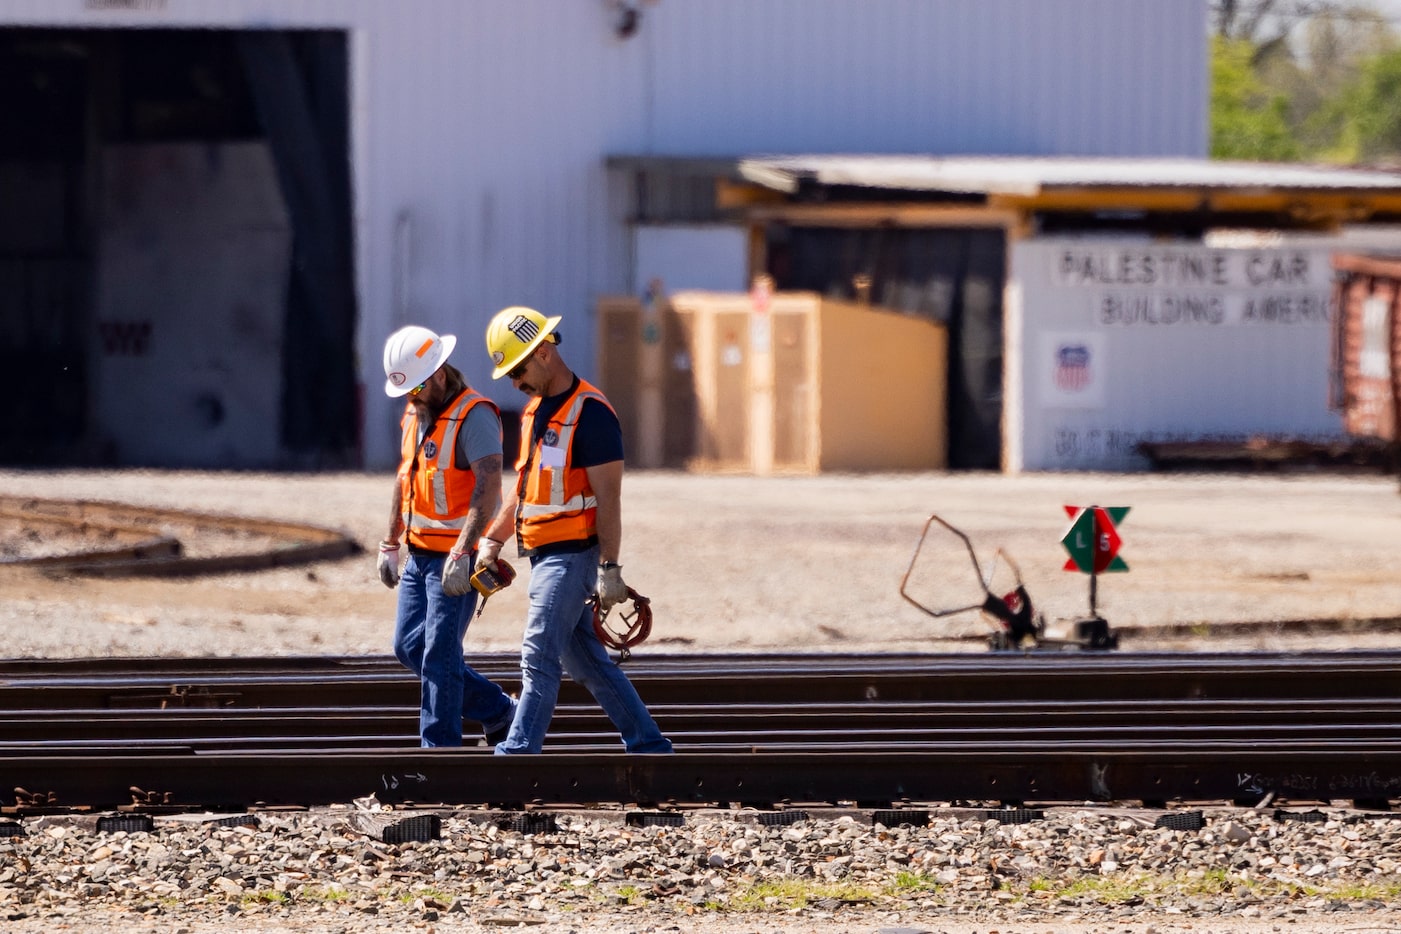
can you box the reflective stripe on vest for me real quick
[399,388,493,550]
[517,492,597,519]
[515,382,611,551]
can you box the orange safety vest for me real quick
[513,378,613,554]
[398,388,498,552]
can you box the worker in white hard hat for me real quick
[379,324,517,748]
[475,306,672,754]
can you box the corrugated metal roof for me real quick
[731,155,1401,196]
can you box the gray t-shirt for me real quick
[454,402,502,468]
[414,399,501,468]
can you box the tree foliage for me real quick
[1211,36,1301,159]
[1210,1,1401,163]
[1342,49,1401,160]
[1211,1,1347,60]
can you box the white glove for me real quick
[377,541,401,589]
[596,563,627,613]
[442,549,472,597]
[474,537,504,572]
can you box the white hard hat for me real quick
[383,325,457,397]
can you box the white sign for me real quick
[1012,240,1342,471]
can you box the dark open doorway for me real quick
[767,226,1006,470]
[0,27,358,467]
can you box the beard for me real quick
[410,390,440,417]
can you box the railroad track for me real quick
[8,651,1401,706]
[0,494,360,576]
[3,651,1400,816]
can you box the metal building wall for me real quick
[0,0,1207,468]
[644,0,1207,156]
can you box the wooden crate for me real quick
[596,291,947,473]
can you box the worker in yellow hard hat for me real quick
[379,324,516,748]
[476,306,672,755]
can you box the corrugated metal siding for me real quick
[0,0,1207,467]
[643,0,1206,157]
[321,2,652,467]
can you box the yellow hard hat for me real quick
[486,306,561,379]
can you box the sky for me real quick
[1371,0,1401,22]
[1307,0,1401,30]
[1271,1,1401,62]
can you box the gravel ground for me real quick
[2,468,1401,657]
[4,805,1401,934]
[3,467,1401,933]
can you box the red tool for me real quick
[592,587,653,661]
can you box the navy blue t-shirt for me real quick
[530,376,623,467]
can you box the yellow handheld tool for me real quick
[471,559,516,618]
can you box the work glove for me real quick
[596,562,627,614]
[377,540,401,589]
[442,549,472,597]
[475,537,504,572]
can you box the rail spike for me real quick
[128,786,173,806]
[14,787,58,807]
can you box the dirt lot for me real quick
[1,467,1400,658]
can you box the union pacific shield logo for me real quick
[1054,343,1091,392]
[509,315,541,344]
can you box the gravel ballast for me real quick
[4,806,1401,933]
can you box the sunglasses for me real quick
[408,380,427,396]
[507,351,535,381]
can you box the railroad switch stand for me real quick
[1057,504,1128,651]
[901,514,1119,652]
[980,583,1041,649]
[1062,615,1117,650]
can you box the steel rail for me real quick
[3,742,1399,811]
[8,653,1401,708]
[6,653,1401,812]
[5,721,1400,755]
[0,504,182,566]
[7,698,1401,742]
[7,649,1401,677]
[0,495,361,577]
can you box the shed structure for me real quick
[603,154,1401,472]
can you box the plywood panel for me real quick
[663,305,699,466]
[819,299,947,471]
[772,310,812,469]
[709,311,750,466]
[595,299,642,462]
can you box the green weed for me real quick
[886,871,941,895]
[725,878,879,911]
[240,889,288,906]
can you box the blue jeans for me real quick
[496,545,672,754]
[394,549,516,748]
